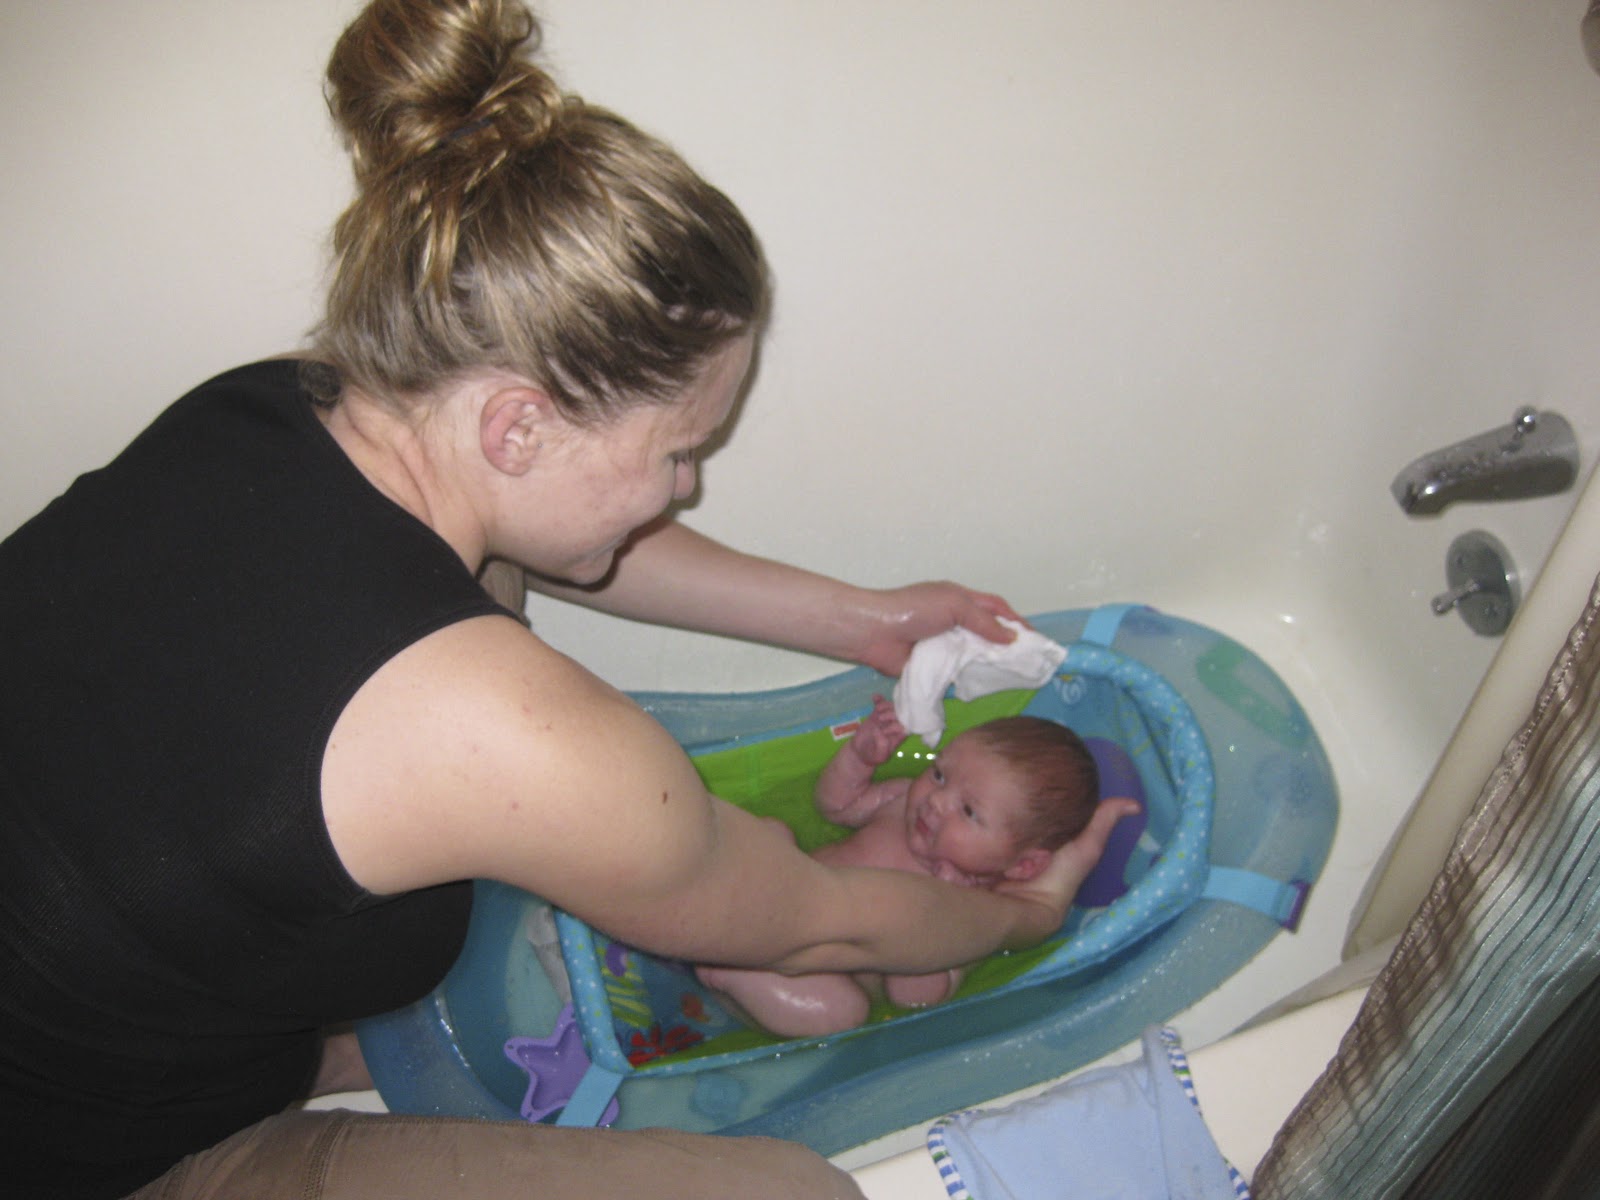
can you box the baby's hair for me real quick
[963,716,1100,851]
[310,0,767,420]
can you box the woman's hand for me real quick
[845,582,1024,677]
[991,796,1143,938]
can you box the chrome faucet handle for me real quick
[1431,579,1484,615]
[1431,531,1519,636]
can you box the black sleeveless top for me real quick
[0,361,511,1197]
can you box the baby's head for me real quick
[962,716,1099,855]
[906,716,1099,885]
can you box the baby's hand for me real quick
[931,859,981,888]
[850,696,907,768]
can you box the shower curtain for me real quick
[1252,572,1600,1198]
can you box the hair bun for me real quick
[315,0,766,419]
[325,0,563,184]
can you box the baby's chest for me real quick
[816,813,927,876]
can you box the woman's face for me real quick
[515,336,752,584]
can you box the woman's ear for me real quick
[480,386,555,475]
[1003,847,1052,883]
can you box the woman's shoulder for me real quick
[319,613,699,895]
[183,355,310,399]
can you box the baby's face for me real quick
[901,734,1032,884]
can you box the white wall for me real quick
[5,2,1597,713]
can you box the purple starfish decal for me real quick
[504,1004,621,1125]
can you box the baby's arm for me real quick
[814,696,908,828]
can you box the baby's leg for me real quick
[883,968,961,1010]
[695,964,871,1039]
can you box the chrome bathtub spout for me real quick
[1391,407,1580,516]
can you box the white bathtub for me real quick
[844,459,1600,1192]
[310,466,1600,1177]
[8,0,1600,1189]
[525,12,1600,1172]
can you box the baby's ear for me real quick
[1003,847,1052,882]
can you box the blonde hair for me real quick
[311,0,767,420]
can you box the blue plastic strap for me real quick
[1079,604,1139,648]
[555,1063,626,1128]
[1202,867,1310,932]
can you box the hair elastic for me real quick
[439,116,495,148]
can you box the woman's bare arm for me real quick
[319,615,1079,978]
[523,519,1021,676]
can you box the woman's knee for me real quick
[132,1111,865,1200]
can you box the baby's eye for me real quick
[930,765,945,785]
[962,802,978,820]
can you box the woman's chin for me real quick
[548,549,618,587]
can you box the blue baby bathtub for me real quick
[357,605,1337,1155]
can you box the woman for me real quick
[0,2,1125,1196]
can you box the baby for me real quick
[695,697,1106,1038]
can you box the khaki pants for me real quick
[129,1110,865,1200]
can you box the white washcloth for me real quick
[892,617,1067,745]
